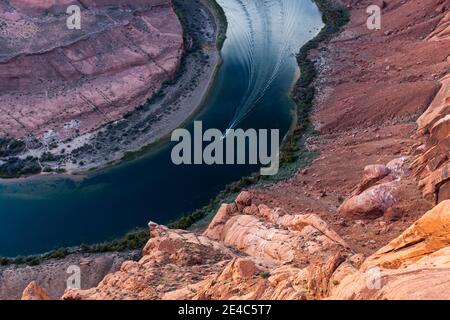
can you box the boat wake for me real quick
[219,0,306,133]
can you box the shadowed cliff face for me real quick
[0,0,183,140]
[1,251,138,300]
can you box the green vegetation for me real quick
[0,137,26,157]
[40,152,61,162]
[85,229,150,253]
[203,0,229,49]
[173,0,228,50]
[0,156,42,178]
[0,248,69,267]
[0,137,43,178]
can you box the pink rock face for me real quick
[0,0,183,140]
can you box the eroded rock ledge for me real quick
[61,192,353,300]
[52,193,450,300]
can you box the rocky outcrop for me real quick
[56,196,450,300]
[427,11,450,41]
[338,158,408,220]
[361,200,450,269]
[60,192,351,300]
[21,281,49,300]
[1,251,137,300]
[204,192,349,265]
[329,201,450,300]
[62,223,237,300]
[0,0,183,140]
[412,18,450,204]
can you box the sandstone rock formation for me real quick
[62,223,238,300]
[329,201,450,300]
[21,281,49,300]
[338,157,408,219]
[410,0,450,206]
[427,11,450,41]
[0,0,183,140]
[56,196,450,300]
[60,192,351,300]
[413,73,450,204]
[362,200,450,269]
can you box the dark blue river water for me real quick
[0,0,323,256]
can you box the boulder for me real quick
[235,191,253,210]
[339,157,410,219]
[352,164,391,195]
[363,165,391,181]
[338,182,396,219]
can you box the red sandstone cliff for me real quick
[0,0,183,140]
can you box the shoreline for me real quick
[0,0,227,182]
[80,0,229,172]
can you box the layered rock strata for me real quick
[62,192,352,300]
[0,0,183,140]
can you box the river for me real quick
[0,0,323,256]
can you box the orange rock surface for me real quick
[21,281,49,300]
[61,192,351,300]
[329,201,450,300]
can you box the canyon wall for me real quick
[0,0,183,141]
